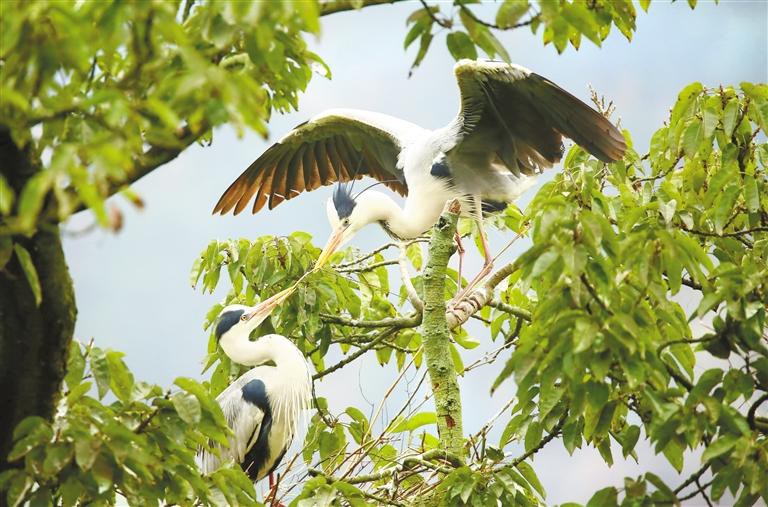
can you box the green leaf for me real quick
[562,2,601,46]
[449,342,464,374]
[743,173,759,213]
[172,391,202,425]
[410,32,433,72]
[391,412,436,433]
[42,443,73,476]
[682,118,703,157]
[64,341,85,390]
[0,174,14,216]
[74,436,99,471]
[16,171,53,232]
[524,420,542,452]
[404,17,430,49]
[702,104,720,138]
[8,417,52,462]
[90,347,111,399]
[530,250,559,278]
[586,487,618,507]
[7,472,33,507]
[621,425,641,457]
[106,350,135,402]
[701,434,739,462]
[516,461,545,498]
[671,82,703,125]
[453,331,480,349]
[662,440,684,472]
[496,0,530,28]
[446,31,478,61]
[13,244,41,306]
[722,99,739,137]
[0,236,11,270]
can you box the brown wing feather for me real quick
[451,61,626,178]
[213,112,414,216]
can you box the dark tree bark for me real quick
[0,129,77,468]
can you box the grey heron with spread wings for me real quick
[214,60,626,298]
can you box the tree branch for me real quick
[337,259,399,274]
[320,313,420,329]
[487,300,532,322]
[313,327,398,380]
[747,393,768,433]
[507,411,567,468]
[421,200,464,456]
[320,0,408,17]
[399,245,423,312]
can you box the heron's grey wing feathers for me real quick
[214,109,427,215]
[450,60,626,177]
[199,377,265,475]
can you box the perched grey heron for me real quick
[214,60,626,298]
[200,289,311,491]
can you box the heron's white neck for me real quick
[221,331,311,436]
[220,328,307,374]
[355,191,442,240]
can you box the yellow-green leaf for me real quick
[13,244,41,306]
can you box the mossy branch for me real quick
[421,200,464,457]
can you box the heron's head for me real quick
[214,288,295,340]
[315,184,397,270]
[315,184,362,270]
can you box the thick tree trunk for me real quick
[0,129,77,468]
[421,201,463,457]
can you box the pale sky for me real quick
[63,1,766,504]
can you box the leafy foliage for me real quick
[1,0,326,290]
[0,341,259,507]
[492,82,768,505]
[403,0,669,73]
[3,1,765,507]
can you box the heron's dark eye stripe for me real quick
[215,310,245,340]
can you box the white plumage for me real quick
[199,304,311,483]
[214,59,626,294]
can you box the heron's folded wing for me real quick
[213,109,427,215]
[449,60,626,176]
[220,387,265,464]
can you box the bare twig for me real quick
[320,313,420,329]
[320,0,408,17]
[488,300,532,322]
[399,245,423,311]
[507,411,567,468]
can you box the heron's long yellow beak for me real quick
[313,226,345,272]
[245,286,296,322]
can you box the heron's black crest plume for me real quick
[332,183,357,219]
[353,179,402,200]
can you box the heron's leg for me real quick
[452,200,494,305]
[454,231,465,296]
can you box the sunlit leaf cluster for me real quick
[0,0,325,239]
[403,0,671,72]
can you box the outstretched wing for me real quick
[213,109,427,215]
[449,60,626,176]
